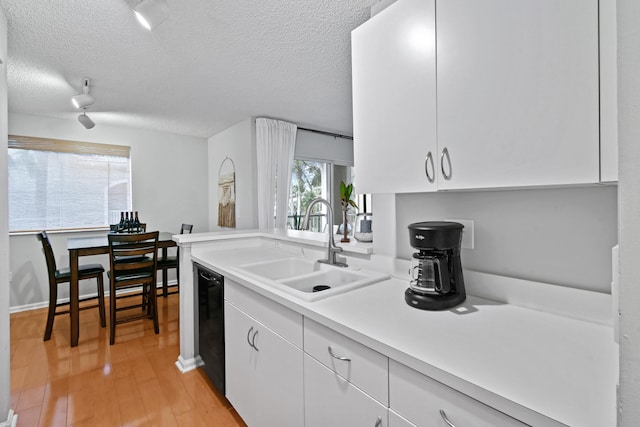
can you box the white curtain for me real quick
[256,118,297,229]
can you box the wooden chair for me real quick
[37,231,106,341]
[107,231,159,345]
[157,223,193,297]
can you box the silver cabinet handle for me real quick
[246,326,254,348]
[424,152,435,183]
[439,409,456,427]
[441,147,452,180]
[374,416,383,427]
[251,329,259,352]
[327,345,351,362]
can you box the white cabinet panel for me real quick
[224,302,303,427]
[352,0,437,194]
[389,410,417,427]
[436,0,600,189]
[224,301,258,426]
[304,318,388,404]
[304,354,388,427]
[225,278,303,347]
[389,360,527,427]
[599,0,618,183]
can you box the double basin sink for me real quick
[235,257,389,302]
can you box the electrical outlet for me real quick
[446,219,474,249]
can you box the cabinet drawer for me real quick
[389,361,527,427]
[225,279,303,348]
[305,354,388,427]
[304,318,388,404]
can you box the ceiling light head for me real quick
[78,109,95,129]
[134,0,169,31]
[71,93,95,109]
[72,77,94,109]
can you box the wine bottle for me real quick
[118,212,125,231]
[124,212,130,232]
[133,211,140,232]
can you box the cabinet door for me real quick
[436,0,599,189]
[224,301,258,427]
[224,301,303,427]
[304,354,388,427]
[389,410,417,427]
[253,316,304,427]
[352,0,437,194]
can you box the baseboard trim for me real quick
[2,409,17,427]
[175,355,204,373]
[10,280,179,314]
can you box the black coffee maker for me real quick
[406,221,465,310]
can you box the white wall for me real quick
[0,6,11,422]
[395,186,618,293]
[617,0,640,423]
[8,113,209,310]
[294,129,354,165]
[208,118,258,231]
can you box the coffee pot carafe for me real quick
[406,221,465,310]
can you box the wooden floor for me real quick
[10,292,247,427]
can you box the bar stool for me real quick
[37,231,106,341]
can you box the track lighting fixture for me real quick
[133,0,169,31]
[71,77,94,109]
[78,109,95,129]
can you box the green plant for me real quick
[339,181,358,242]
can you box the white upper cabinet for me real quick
[352,0,608,193]
[436,0,600,190]
[352,0,437,194]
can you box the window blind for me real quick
[8,135,131,232]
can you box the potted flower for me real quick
[339,181,358,243]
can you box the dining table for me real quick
[66,231,177,347]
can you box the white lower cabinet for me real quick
[224,300,303,427]
[303,318,389,427]
[389,410,417,427]
[389,360,527,427]
[304,354,388,427]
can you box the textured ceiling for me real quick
[0,0,378,138]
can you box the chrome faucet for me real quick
[301,197,347,267]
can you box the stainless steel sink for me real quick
[237,257,389,302]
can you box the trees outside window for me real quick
[287,160,327,231]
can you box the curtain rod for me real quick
[297,126,353,141]
[254,118,354,140]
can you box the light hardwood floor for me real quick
[10,292,247,427]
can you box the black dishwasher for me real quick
[195,263,225,394]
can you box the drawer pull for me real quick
[251,329,259,352]
[374,416,383,427]
[328,345,351,362]
[246,326,254,348]
[439,409,456,427]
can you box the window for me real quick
[8,135,131,232]
[287,159,328,231]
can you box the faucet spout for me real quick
[302,197,347,267]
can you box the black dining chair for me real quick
[107,231,159,345]
[37,231,106,341]
[157,223,193,297]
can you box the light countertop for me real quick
[185,233,617,427]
